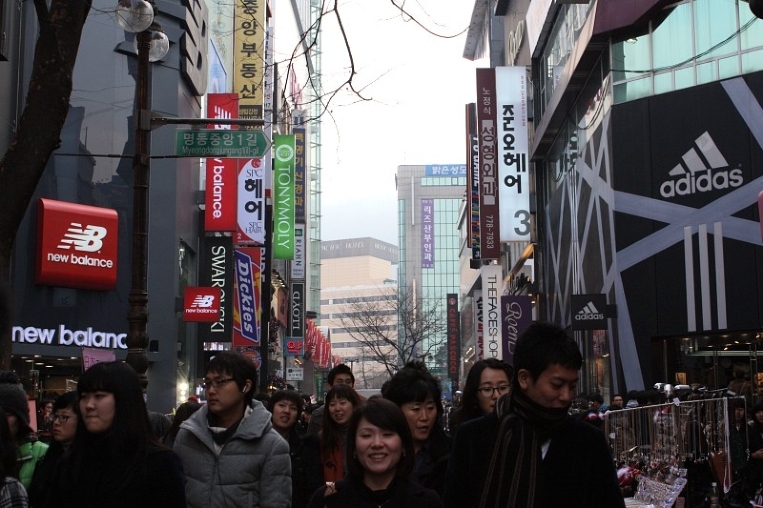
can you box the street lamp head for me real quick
[116,0,154,33]
[133,24,169,62]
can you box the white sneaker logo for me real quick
[191,295,216,308]
[575,301,604,321]
[57,223,108,252]
[660,132,743,198]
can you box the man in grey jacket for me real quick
[174,351,291,507]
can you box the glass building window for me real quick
[612,0,763,104]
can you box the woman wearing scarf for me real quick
[444,322,624,508]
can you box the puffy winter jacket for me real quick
[173,401,291,508]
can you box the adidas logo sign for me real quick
[660,131,742,198]
[575,302,604,321]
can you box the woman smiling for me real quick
[308,397,442,508]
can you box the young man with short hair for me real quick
[445,322,624,507]
[307,363,356,435]
[173,351,291,507]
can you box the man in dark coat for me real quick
[444,322,624,508]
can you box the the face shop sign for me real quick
[13,325,127,350]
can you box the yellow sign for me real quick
[233,0,265,121]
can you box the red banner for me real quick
[205,158,237,231]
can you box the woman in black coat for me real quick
[45,362,186,508]
[308,397,442,508]
[381,362,452,499]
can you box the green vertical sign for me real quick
[273,134,296,260]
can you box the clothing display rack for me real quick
[605,397,737,507]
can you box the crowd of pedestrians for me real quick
[0,322,626,507]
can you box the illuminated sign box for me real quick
[35,199,118,290]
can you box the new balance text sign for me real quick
[183,287,221,322]
[36,199,118,290]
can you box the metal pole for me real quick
[126,29,151,390]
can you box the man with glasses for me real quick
[173,351,291,507]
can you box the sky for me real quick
[315,0,479,245]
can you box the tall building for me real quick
[397,164,465,390]
[1,0,208,411]
[465,0,763,397]
[320,237,398,389]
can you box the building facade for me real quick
[2,0,208,411]
[467,0,763,398]
[397,164,465,392]
[320,237,398,389]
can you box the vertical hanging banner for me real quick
[481,264,503,359]
[476,68,501,259]
[199,236,234,343]
[205,94,239,232]
[500,295,532,365]
[466,103,481,261]
[289,282,305,338]
[496,67,530,242]
[236,158,265,245]
[290,224,306,280]
[233,247,262,346]
[261,19,274,197]
[474,290,484,361]
[446,294,460,381]
[294,127,307,223]
[421,199,434,268]
[205,158,238,232]
[273,134,296,259]
[233,0,265,121]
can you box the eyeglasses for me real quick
[202,378,236,390]
[52,414,73,424]
[477,385,511,397]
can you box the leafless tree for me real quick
[337,286,446,378]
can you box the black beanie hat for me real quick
[0,372,32,434]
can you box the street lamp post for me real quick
[116,0,169,390]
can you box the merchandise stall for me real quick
[606,397,743,507]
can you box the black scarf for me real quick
[479,389,570,508]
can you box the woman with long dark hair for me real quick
[449,358,513,435]
[320,384,362,483]
[382,362,451,499]
[308,397,442,507]
[46,362,186,507]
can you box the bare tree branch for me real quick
[336,286,446,378]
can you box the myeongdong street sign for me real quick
[176,130,270,157]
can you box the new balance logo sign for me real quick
[57,223,107,252]
[575,302,604,321]
[191,295,216,308]
[660,131,743,198]
[212,106,233,130]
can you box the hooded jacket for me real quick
[173,400,292,508]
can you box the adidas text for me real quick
[660,168,743,198]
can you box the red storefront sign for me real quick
[183,287,221,322]
[36,199,118,290]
